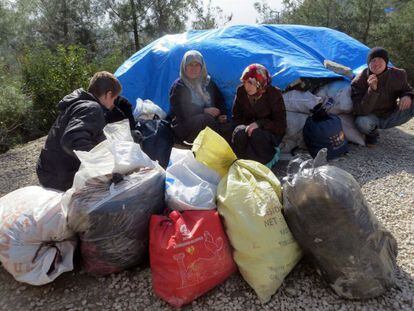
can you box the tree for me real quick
[192,0,233,30]
[376,0,414,82]
[106,0,198,53]
[259,0,387,45]
[254,0,281,24]
[146,0,198,37]
[32,0,103,53]
[106,0,152,53]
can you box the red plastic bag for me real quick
[150,210,237,307]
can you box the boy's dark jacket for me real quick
[36,88,107,191]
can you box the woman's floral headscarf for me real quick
[240,64,271,96]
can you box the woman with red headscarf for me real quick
[231,64,286,167]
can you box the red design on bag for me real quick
[150,210,237,307]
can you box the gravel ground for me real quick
[0,120,413,311]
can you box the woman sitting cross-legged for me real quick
[169,50,232,144]
[231,64,286,167]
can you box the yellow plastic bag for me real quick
[217,159,302,303]
[192,127,237,178]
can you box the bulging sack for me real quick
[337,114,365,146]
[283,149,398,299]
[166,148,220,211]
[67,168,165,276]
[70,120,158,191]
[279,111,308,154]
[303,104,348,159]
[133,98,167,120]
[0,186,76,285]
[150,210,236,308]
[282,90,322,113]
[315,80,353,115]
[217,159,302,302]
[192,127,237,178]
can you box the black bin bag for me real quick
[67,168,165,276]
[282,149,398,299]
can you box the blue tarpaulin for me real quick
[115,24,370,113]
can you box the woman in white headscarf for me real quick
[169,50,231,143]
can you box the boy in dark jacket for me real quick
[351,47,414,146]
[36,71,122,191]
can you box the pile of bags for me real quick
[281,79,366,159]
[0,120,399,306]
[0,120,166,283]
[191,128,302,302]
[148,127,302,306]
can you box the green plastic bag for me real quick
[217,159,302,302]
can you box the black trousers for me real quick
[173,113,233,144]
[232,126,282,165]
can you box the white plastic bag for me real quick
[134,98,167,120]
[316,80,353,115]
[0,186,76,285]
[282,90,322,113]
[71,120,158,190]
[166,148,220,210]
[338,114,365,146]
[279,111,308,154]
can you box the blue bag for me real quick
[303,104,348,159]
[133,117,174,168]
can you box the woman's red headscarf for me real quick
[240,64,271,96]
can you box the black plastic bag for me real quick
[67,168,165,276]
[133,117,174,168]
[283,149,398,299]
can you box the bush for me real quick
[20,44,93,132]
[0,66,32,153]
[92,49,126,74]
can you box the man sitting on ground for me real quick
[351,47,414,146]
[36,71,121,191]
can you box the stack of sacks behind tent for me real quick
[190,127,302,303]
[281,80,365,156]
[283,149,398,299]
[63,120,165,276]
[150,147,237,308]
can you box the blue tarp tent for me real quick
[115,24,370,113]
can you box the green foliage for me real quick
[254,0,281,24]
[192,0,233,30]
[0,64,32,152]
[107,0,198,52]
[376,1,414,83]
[275,0,387,45]
[20,45,93,132]
[92,48,126,74]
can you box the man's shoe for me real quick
[365,133,379,147]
